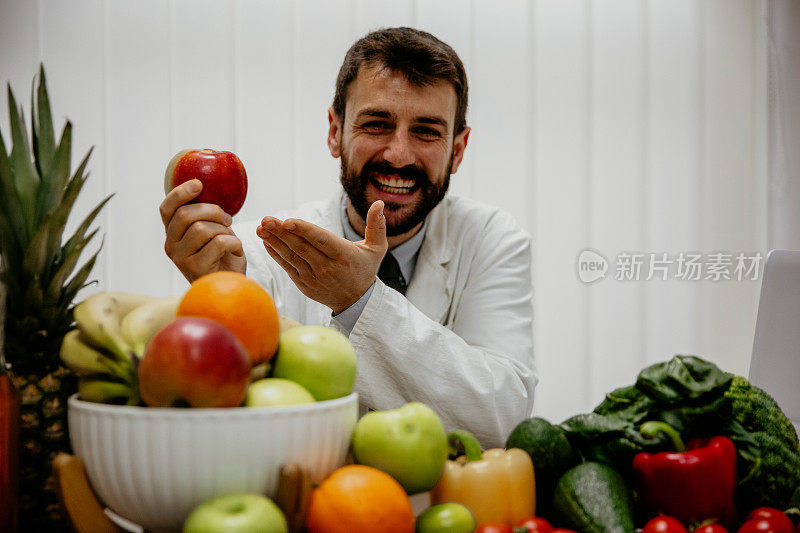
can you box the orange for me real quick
[306,465,415,533]
[177,271,279,365]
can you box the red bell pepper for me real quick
[632,421,737,529]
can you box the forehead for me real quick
[345,65,457,125]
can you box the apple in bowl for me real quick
[165,148,248,216]
[138,316,251,408]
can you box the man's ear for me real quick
[449,126,471,174]
[327,107,342,158]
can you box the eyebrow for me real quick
[355,108,449,129]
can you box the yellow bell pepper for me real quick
[429,430,535,525]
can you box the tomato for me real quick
[694,525,728,533]
[739,519,793,533]
[643,516,688,533]
[514,516,553,533]
[551,529,579,533]
[475,524,513,533]
[742,509,794,533]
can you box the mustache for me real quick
[361,161,428,182]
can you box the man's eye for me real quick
[362,122,391,133]
[414,127,442,139]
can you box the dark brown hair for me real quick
[333,27,468,135]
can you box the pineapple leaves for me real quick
[43,145,92,275]
[31,65,56,185]
[36,120,72,229]
[1,67,110,359]
[60,244,102,310]
[0,96,29,248]
[48,227,100,300]
[59,193,112,266]
[42,227,99,320]
[21,210,56,281]
[46,191,111,306]
[7,85,39,237]
[0,212,22,282]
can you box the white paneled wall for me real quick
[0,0,767,423]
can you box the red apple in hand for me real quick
[139,317,251,407]
[164,148,248,216]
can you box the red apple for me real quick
[164,148,248,216]
[139,317,251,408]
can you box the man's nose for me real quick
[382,130,415,168]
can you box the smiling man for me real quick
[160,27,536,447]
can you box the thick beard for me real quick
[340,154,452,237]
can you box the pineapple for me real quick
[0,66,111,528]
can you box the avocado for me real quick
[553,462,634,533]
[506,417,579,519]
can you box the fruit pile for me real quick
[62,285,800,533]
[60,271,357,409]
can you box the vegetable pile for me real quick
[507,355,800,532]
[559,355,800,512]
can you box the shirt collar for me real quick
[339,195,426,283]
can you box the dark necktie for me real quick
[378,252,407,295]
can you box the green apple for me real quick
[415,503,476,533]
[351,402,448,494]
[182,493,287,533]
[272,326,356,401]
[245,378,315,407]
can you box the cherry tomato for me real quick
[643,516,688,533]
[475,524,513,533]
[551,529,579,533]
[739,519,794,533]
[694,524,728,533]
[743,509,794,533]
[514,517,554,533]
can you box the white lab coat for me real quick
[235,193,536,448]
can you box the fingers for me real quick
[183,221,235,255]
[363,201,387,248]
[258,217,335,264]
[263,242,300,281]
[278,218,343,260]
[259,220,314,277]
[188,233,243,274]
[160,179,203,227]
[165,203,233,245]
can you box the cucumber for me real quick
[506,417,579,519]
[552,462,634,533]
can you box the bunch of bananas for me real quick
[60,292,181,405]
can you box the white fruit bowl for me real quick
[68,392,358,531]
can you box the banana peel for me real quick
[52,453,122,533]
[275,463,312,533]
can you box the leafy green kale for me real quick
[560,356,800,512]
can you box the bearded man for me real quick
[160,27,536,448]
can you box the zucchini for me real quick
[553,462,634,533]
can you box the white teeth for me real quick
[379,185,413,194]
[375,175,414,189]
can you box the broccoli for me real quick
[724,376,800,510]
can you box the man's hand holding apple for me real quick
[256,200,388,315]
[160,179,246,282]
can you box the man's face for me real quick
[328,65,470,237]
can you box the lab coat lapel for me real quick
[406,198,455,324]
